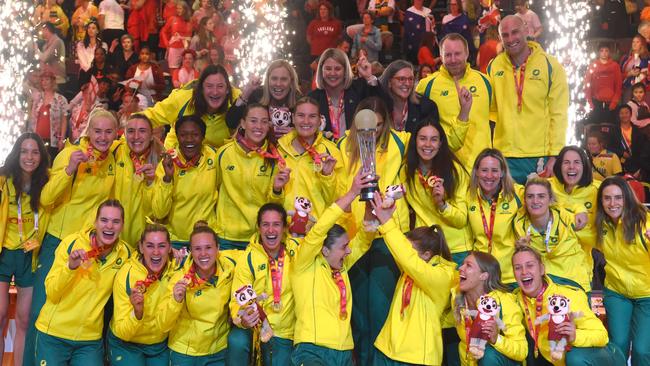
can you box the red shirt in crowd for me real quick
[306,18,342,56]
[584,59,622,109]
[477,39,499,74]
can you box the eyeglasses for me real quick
[393,76,415,84]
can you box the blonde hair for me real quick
[260,59,301,108]
[315,48,353,90]
[80,107,119,138]
[469,148,516,201]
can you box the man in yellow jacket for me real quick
[488,15,569,183]
[416,33,492,170]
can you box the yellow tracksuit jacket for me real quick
[336,130,410,236]
[599,213,650,299]
[41,138,116,240]
[214,140,284,242]
[278,131,343,218]
[403,163,472,254]
[156,255,236,356]
[487,42,569,158]
[35,227,131,341]
[416,64,492,169]
[513,207,592,292]
[143,83,241,149]
[229,235,301,340]
[110,257,174,344]
[466,187,524,284]
[374,218,458,365]
[292,203,375,350]
[112,141,155,247]
[515,278,609,366]
[548,177,600,219]
[151,145,219,242]
[452,289,528,366]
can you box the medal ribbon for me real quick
[183,263,207,288]
[129,148,150,177]
[326,91,344,139]
[526,216,554,253]
[463,297,474,354]
[395,102,408,131]
[236,134,286,168]
[268,247,285,308]
[86,144,109,162]
[400,276,414,317]
[166,149,200,169]
[331,270,348,320]
[522,282,547,358]
[513,61,527,112]
[297,137,322,168]
[85,233,104,261]
[134,271,160,293]
[477,193,497,253]
[16,195,39,243]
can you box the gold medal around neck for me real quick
[339,311,348,321]
[272,301,283,313]
[313,162,322,173]
[23,238,40,253]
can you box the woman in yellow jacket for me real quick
[466,148,522,286]
[27,108,118,366]
[227,203,300,365]
[594,176,650,364]
[143,64,241,149]
[370,193,458,365]
[336,96,410,365]
[513,178,592,293]
[277,96,342,220]
[34,200,131,366]
[291,172,376,366]
[403,117,471,266]
[453,252,527,366]
[214,103,290,250]
[151,116,219,250]
[0,133,50,366]
[156,224,236,366]
[108,223,174,366]
[511,246,625,366]
[113,114,161,248]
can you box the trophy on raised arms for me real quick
[355,109,379,201]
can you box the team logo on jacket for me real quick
[469,86,477,93]
[495,71,504,77]
[584,202,592,209]
[108,164,115,176]
[532,69,541,76]
[470,205,476,212]
[440,90,449,96]
[179,170,186,176]
[258,263,266,271]
[501,203,509,210]
[226,165,235,171]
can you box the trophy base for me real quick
[359,187,378,202]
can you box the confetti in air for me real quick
[0,0,34,163]
[234,0,292,86]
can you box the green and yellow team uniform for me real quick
[108,257,175,366]
[416,64,493,169]
[227,235,301,365]
[143,84,241,149]
[214,140,284,249]
[112,140,155,248]
[466,187,523,284]
[156,256,235,364]
[151,145,219,247]
[599,213,650,363]
[35,227,131,365]
[373,218,458,365]
[515,278,624,366]
[278,131,343,218]
[591,150,622,181]
[452,289,528,366]
[403,163,472,266]
[291,203,374,366]
[513,207,592,292]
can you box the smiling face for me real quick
[177,121,204,160]
[389,67,415,100]
[513,250,545,297]
[121,36,133,51]
[323,233,351,270]
[242,106,270,146]
[458,254,488,293]
[268,66,292,102]
[322,57,345,90]
[125,118,153,155]
[601,184,624,221]
[202,73,229,112]
[19,138,42,176]
[182,52,195,69]
[560,150,583,189]
[524,184,551,219]
[416,125,441,164]
[259,210,285,256]
[476,156,502,197]
[139,231,171,273]
[319,4,329,20]
[499,17,528,58]
[293,102,320,139]
[88,116,117,153]
[190,232,218,275]
[94,206,124,248]
[441,38,468,79]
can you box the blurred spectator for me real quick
[172,49,199,88]
[403,0,434,64]
[28,70,69,158]
[587,131,623,180]
[98,0,125,47]
[69,78,104,141]
[584,42,622,125]
[191,0,216,30]
[75,19,108,73]
[619,34,649,102]
[514,0,542,40]
[125,46,166,105]
[71,0,99,42]
[627,82,650,128]
[476,25,500,73]
[417,63,433,80]
[417,32,440,69]
[367,0,396,59]
[79,47,113,86]
[107,34,138,79]
[160,1,193,72]
[595,0,633,38]
[36,22,67,85]
[642,0,650,22]
[126,0,159,51]
[306,1,343,61]
[352,12,382,62]
[33,0,70,38]
[190,16,217,66]
[439,0,477,62]
[221,20,241,76]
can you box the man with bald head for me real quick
[487,15,569,183]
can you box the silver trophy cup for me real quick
[355,109,378,201]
